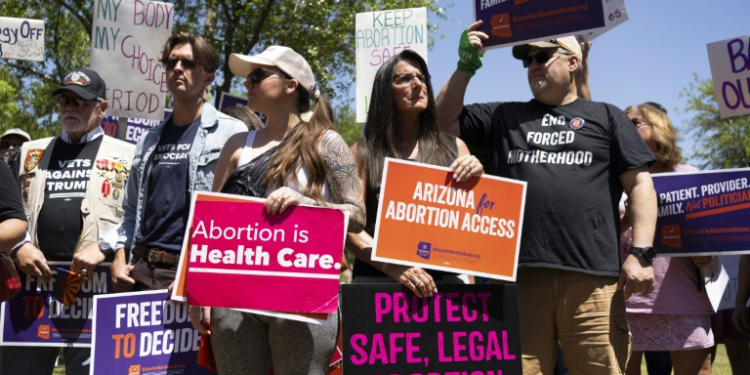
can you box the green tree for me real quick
[680,74,750,169]
[1,0,446,140]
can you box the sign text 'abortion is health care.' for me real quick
[183,192,347,314]
[0,16,44,61]
[91,0,174,120]
[342,284,522,375]
[708,34,750,119]
[372,159,526,281]
[474,0,608,49]
[0,262,111,347]
[652,168,750,257]
[90,290,212,375]
[356,7,427,122]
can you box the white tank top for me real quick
[237,130,331,200]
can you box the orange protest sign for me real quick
[372,158,527,281]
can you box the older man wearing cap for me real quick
[435,22,658,374]
[3,68,135,375]
[1,128,31,168]
[109,32,244,293]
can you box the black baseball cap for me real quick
[52,68,107,100]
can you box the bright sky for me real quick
[408,0,750,165]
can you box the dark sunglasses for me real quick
[522,51,559,68]
[58,95,98,108]
[1,141,23,149]
[393,73,430,86]
[631,118,652,129]
[246,67,291,86]
[161,57,199,70]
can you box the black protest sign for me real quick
[342,284,522,375]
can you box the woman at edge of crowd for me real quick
[346,49,484,296]
[621,103,716,375]
[189,45,365,375]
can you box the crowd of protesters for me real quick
[0,23,749,375]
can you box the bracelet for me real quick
[381,263,389,274]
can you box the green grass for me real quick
[637,344,732,374]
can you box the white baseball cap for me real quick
[1,128,31,142]
[512,36,582,60]
[229,46,316,93]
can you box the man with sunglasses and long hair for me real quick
[436,21,659,375]
[3,68,135,375]
[110,32,245,293]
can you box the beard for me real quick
[60,113,88,133]
[529,77,549,96]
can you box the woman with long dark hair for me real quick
[347,49,484,296]
[189,46,365,375]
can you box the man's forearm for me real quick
[628,173,657,248]
[436,69,472,136]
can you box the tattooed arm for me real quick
[265,131,365,233]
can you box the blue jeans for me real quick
[1,346,90,375]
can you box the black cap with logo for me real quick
[51,68,107,100]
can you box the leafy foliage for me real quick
[680,74,750,169]
[1,0,445,141]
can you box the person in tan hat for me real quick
[1,128,31,168]
[189,45,365,375]
[435,21,658,374]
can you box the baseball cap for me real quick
[51,68,107,100]
[229,46,316,93]
[1,128,31,142]
[512,36,582,60]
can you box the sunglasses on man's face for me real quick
[522,51,561,68]
[392,73,430,86]
[246,68,291,86]
[57,95,98,108]
[1,141,23,149]
[162,57,199,71]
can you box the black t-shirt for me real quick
[0,160,26,223]
[137,118,200,252]
[37,137,102,261]
[459,99,655,277]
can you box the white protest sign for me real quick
[0,17,44,61]
[91,0,174,120]
[355,8,427,123]
[707,35,750,119]
[579,0,629,42]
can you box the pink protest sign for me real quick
[184,193,346,314]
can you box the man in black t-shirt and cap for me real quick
[4,69,135,375]
[436,22,658,375]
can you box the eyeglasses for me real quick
[393,73,430,86]
[245,67,291,87]
[631,118,652,129]
[58,95,99,108]
[1,141,23,149]
[161,57,199,70]
[522,51,564,68]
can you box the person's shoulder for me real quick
[102,135,135,150]
[674,164,699,172]
[23,137,55,149]
[578,98,625,114]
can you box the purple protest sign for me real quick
[123,109,171,144]
[652,168,750,256]
[0,262,111,347]
[473,0,605,49]
[218,92,267,124]
[90,290,212,375]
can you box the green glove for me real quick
[457,30,484,79]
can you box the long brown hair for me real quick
[264,84,335,202]
[357,49,456,188]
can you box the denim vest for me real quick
[115,102,245,253]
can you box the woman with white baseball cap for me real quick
[189,46,365,375]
